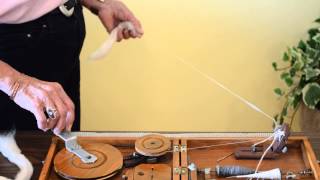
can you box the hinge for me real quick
[173,145,180,152]
[173,145,187,152]
[180,145,187,152]
[174,167,188,175]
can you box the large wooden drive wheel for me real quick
[54,143,123,179]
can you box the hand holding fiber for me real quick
[88,21,140,61]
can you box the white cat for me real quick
[0,131,33,180]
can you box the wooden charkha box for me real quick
[39,133,320,180]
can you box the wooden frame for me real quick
[39,135,320,179]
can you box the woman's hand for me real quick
[82,0,143,41]
[10,74,75,134]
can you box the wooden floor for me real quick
[0,131,318,180]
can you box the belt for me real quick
[58,0,80,17]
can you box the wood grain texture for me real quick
[40,137,59,180]
[54,143,123,179]
[303,138,320,180]
[41,136,175,179]
[0,131,318,179]
[172,139,180,180]
[135,134,171,157]
[186,137,319,179]
[133,164,171,180]
[180,139,188,180]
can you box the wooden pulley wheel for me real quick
[54,143,123,179]
[133,164,171,180]
[135,134,171,157]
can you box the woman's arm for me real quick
[0,60,74,134]
[0,60,20,95]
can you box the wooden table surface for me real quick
[0,131,318,180]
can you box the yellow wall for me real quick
[80,0,320,132]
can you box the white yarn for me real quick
[88,21,138,61]
[175,56,286,178]
[0,131,33,180]
[252,134,274,147]
[254,129,285,173]
[175,56,278,126]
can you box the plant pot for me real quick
[300,103,320,132]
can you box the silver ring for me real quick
[46,107,58,120]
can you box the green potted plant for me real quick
[272,17,320,131]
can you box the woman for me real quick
[0,0,143,134]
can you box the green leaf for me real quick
[298,40,307,52]
[292,57,304,70]
[290,48,304,70]
[284,77,294,87]
[307,39,317,49]
[294,88,302,95]
[305,57,314,65]
[282,52,290,61]
[315,18,320,23]
[308,28,319,38]
[272,62,277,71]
[289,68,296,76]
[302,83,320,109]
[306,46,317,58]
[312,34,320,43]
[304,68,320,80]
[280,72,290,79]
[274,88,283,96]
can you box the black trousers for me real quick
[0,5,85,131]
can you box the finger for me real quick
[128,29,138,38]
[56,88,75,131]
[44,96,59,129]
[122,29,130,39]
[33,102,49,131]
[52,96,67,135]
[43,82,75,132]
[125,12,143,35]
[117,29,124,42]
[66,112,74,131]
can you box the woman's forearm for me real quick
[0,60,20,96]
[81,0,104,15]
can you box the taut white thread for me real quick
[175,56,277,126]
[252,134,274,147]
[175,56,282,177]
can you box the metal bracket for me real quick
[173,145,187,153]
[180,145,187,152]
[174,167,188,175]
[173,145,180,152]
[58,131,97,164]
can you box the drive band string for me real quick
[174,56,283,173]
[89,29,287,175]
